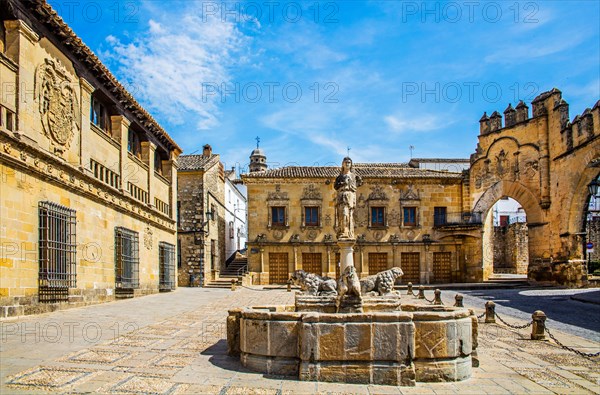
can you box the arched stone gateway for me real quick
[473,181,546,281]
[469,88,599,286]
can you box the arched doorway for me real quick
[473,180,545,281]
[486,197,528,275]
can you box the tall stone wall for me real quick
[493,223,528,274]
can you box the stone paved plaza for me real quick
[1,287,599,394]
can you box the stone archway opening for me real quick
[485,197,529,276]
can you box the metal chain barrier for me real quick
[477,311,486,319]
[544,328,600,358]
[423,292,435,304]
[494,311,533,330]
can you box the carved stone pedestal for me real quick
[338,295,363,313]
[337,238,356,274]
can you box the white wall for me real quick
[225,179,248,260]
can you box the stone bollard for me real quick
[531,310,547,340]
[227,309,242,356]
[231,278,237,291]
[434,289,443,305]
[469,309,480,367]
[287,279,292,292]
[454,293,464,308]
[418,285,425,299]
[485,301,496,323]
[407,282,413,295]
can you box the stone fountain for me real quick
[227,157,477,386]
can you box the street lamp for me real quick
[585,178,599,278]
[588,179,600,196]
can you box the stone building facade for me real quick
[242,163,481,285]
[471,89,599,286]
[0,1,181,317]
[177,145,226,286]
[243,89,598,287]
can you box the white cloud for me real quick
[384,113,447,134]
[100,9,251,130]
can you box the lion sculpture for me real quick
[290,270,337,296]
[360,267,403,296]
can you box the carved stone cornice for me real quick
[0,131,175,232]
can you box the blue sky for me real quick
[49,0,599,172]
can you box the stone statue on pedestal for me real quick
[334,157,362,240]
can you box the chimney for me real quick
[515,100,529,123]
[504,103,516,128]
[202,144,212,158]
[479,112,490,135]
[489,111,502,131]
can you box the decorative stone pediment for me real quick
[35,58,80,156]
[367,185,388,201]
[301,184,322,201]
[267,185,288,202]
[400,185,420,201]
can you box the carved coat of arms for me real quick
[35,58,80,154]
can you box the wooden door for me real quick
[302,253,322,275]
[400,252,420,284]
[269,253,289,284]
[433,252,452,283]
[368,253,388,275]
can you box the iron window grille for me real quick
[159,242,176,291]
[115,227,139,289]
[38,202,77,303]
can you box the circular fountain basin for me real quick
[227,295,476,386]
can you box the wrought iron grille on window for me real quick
[159,242,176,291]
[38,202,77,303]
[115,227,139,289]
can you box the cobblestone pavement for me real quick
[1,287,599,394]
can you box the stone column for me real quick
[338,239,355,274]
[141,141,156,207]
[111,115,131,193]
[79,78,95,169]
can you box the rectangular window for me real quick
[159,242,176,291]
[434,207,447,226]
[499,215,509,227]
[403,207,417,226]
[271,206,286,226]
[90,95,110,133]
[128,128,141,157]
[304,206,320,226]
[38,202,77,303]
[115,227,139,289]
[371,207,385,227]
[177,241,182,269]
[6,110,14,132]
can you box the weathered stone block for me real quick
[414,355,472,382]
[345,323,372,360]
[269,320,299,357]
[240,319,269,355]
[317,323,345,360]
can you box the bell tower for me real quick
[249,136,267,173]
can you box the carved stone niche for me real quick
[35,58,80,157]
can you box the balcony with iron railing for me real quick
[433,211,483,229]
